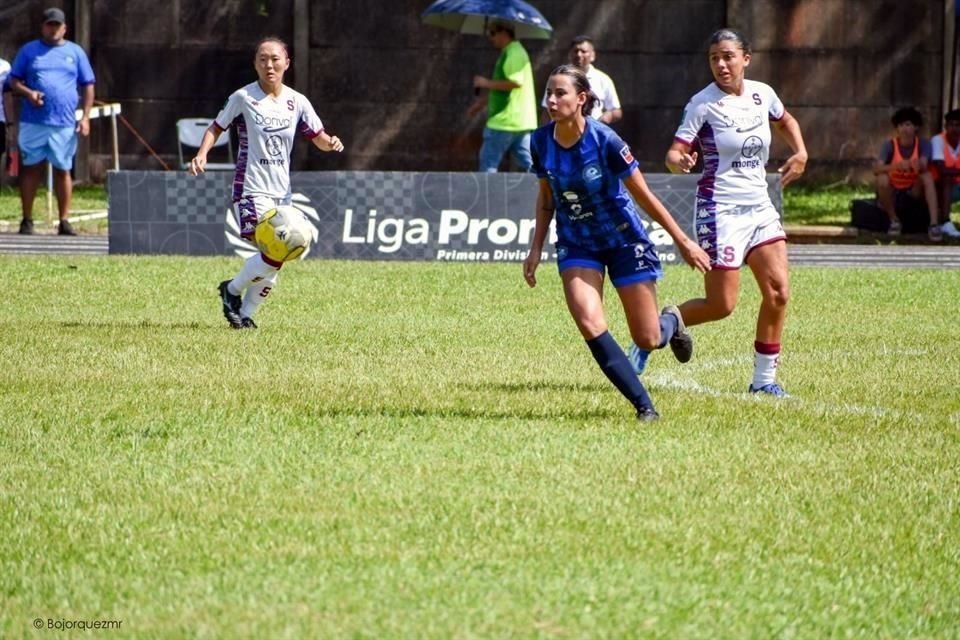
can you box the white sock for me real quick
[230,253,280,296]
[240,270,279,319]
[752,342,781,389]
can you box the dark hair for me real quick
[708,28,752,55]
[488,21,515,38]
[892,106,923,127]
[944,109,960,124]
[255,36,290,59]
[549,64,599,117]
[570,35,594,47]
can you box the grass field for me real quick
[2,256,958,638]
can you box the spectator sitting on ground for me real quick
[872,106,941,241]
[929,108,960,238]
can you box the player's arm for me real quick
[188,123,226,175]
[665,140,698,174]
[523,179,554,287]
[623,169,710,273]
[311,130,343,153]
[771,111,808,187]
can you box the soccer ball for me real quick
[254,206,315,262]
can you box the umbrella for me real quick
[421,0,553,40]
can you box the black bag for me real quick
[850,195,930,233]
[850,198,889,232]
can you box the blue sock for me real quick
[657,312,678,349]
[586,331,654,413]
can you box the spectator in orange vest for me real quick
[929,109,960,238]
[872,107,941,241]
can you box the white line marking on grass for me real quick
[645,369,926,423]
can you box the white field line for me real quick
[643,358,927,423]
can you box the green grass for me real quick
[1,256,958,638]
[782,183,874,226]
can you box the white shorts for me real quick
[695,199,786,270]
[233,194,291,240]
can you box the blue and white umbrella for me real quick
[422,0,553,40]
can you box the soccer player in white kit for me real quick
[664,29,807,397]
[189,37,344,329]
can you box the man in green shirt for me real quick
[469,21,537,172]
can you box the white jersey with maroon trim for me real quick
[214,82,323,203]
[674,79,784,205]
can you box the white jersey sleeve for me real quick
[214,90,245,131]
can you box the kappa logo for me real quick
[619,145,634,164]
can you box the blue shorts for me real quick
[556,241,662,288]
[19,122,77,170]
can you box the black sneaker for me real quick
[58,220,77,236]
[636,407,660,421]
[218,280,242,329]
[18,218,33,235]
[239,317,257,329]
[662,304,693,363]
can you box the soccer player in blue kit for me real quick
[523,65,711,421]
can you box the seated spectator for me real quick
[929,108,960,238]
[873,106,941,241]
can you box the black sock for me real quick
[586,331,654,413]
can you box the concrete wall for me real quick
[0,0,951,182]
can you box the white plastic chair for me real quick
[176,117,235,170]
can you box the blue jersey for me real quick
[531,119,650,251]
[11,40,95,128]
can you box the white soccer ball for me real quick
[254,205,316,262]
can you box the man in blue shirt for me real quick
[10,7,95,235]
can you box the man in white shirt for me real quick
[542,36,622,125]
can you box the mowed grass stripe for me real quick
[1,256,958,638]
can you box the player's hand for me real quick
[327,135,344,152]
[777,151,807,187]
[76,117,90,137]
[523,250,541,287]
[28,90,44,107]
[472,75,489,90]
[676,150,698,173]
[189,156,206,176]
[677,237,711,274]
